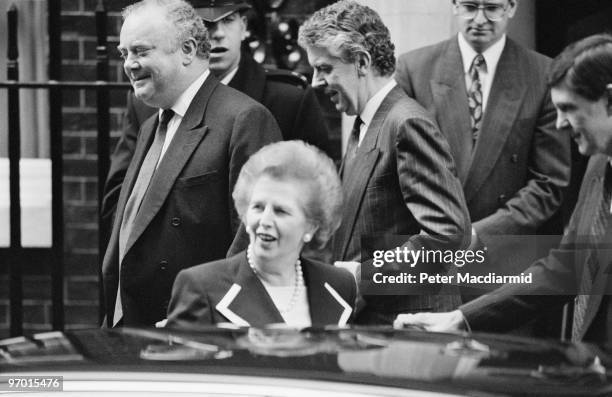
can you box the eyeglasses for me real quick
[456,2,508,21]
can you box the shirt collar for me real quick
[220,66,239,85]
[457,33,506,74]
[359,79,397,127]
[162,69,210,118]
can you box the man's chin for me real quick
[333,102,349,115]
[137,96,161,109]
[133,89,155,106]
[209,62,228,78]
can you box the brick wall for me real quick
[1,0,338,338]
[60,0,129,333]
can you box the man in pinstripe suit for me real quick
[298,0,471,325]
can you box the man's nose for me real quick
[311,70,326,89]
[473,7,488,24]
[555,112,569,130]
[123,54,139,72]
[210,23,224,39]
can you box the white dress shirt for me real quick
[357,79,397,145]
[457,33,506,113]
[156,69,210,164]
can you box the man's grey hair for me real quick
[298,0,395,76]
[123,0,211,58]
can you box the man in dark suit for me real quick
[394,34,612,344]
[103,0,281,327]
[298,0,471,325]
[395,0,571,297]
[101,0,330,244]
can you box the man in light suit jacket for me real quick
[102,0,281,327]
[395,34,612,345]
[298,0,471,325]
[395,0,571,300]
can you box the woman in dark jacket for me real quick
[166,140,355,329]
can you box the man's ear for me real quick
[356,51,371,77]
[606,83,612,116]
[240,15,248,40]
[181,38,198,64]
[507,0,518,18]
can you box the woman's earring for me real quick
[304,233,312,243]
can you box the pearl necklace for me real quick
[247,244,304,314]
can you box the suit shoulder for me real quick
[177,254,242,282]
[264,68,308,89]
[389,89,435,121]
[508,38,552,70]
[213,82,269,111]
[398,40,448,69]
[303,258,354,285]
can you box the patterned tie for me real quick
[113,108,174,326]
[468,54,485,147]
[572,164,612,340]
[342,116,363,177]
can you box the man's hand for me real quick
[393,310,466,332]
[334,261,360,280]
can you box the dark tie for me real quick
[343,116,363,171]
[468,54,485,147]
[572,164,612,340]
[113,108,174,326]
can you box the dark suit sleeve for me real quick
[396,116,471,251]
[226,104,282,255]
[99,91,140,248]
[461,235,576,332]
[474,78,571,238]
[166,268,214,329]
[461,170,585,332]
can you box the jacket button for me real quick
[511,154,518,163]
[498,194,506,204]
[159,260,168,271]
[171,217,181,226]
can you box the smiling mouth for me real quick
[256,233,277,243]
[131,75,150,83]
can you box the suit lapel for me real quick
[303,261,352,326]
[581,158,607,233]
[431,38,472,183]
[122,75,217,257]
[464,39,526,202]
[335,89,402,260]
[215,254,285,326]
[104,114,157,272]
[578,158,612,338]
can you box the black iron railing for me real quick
[1,1,130,336]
